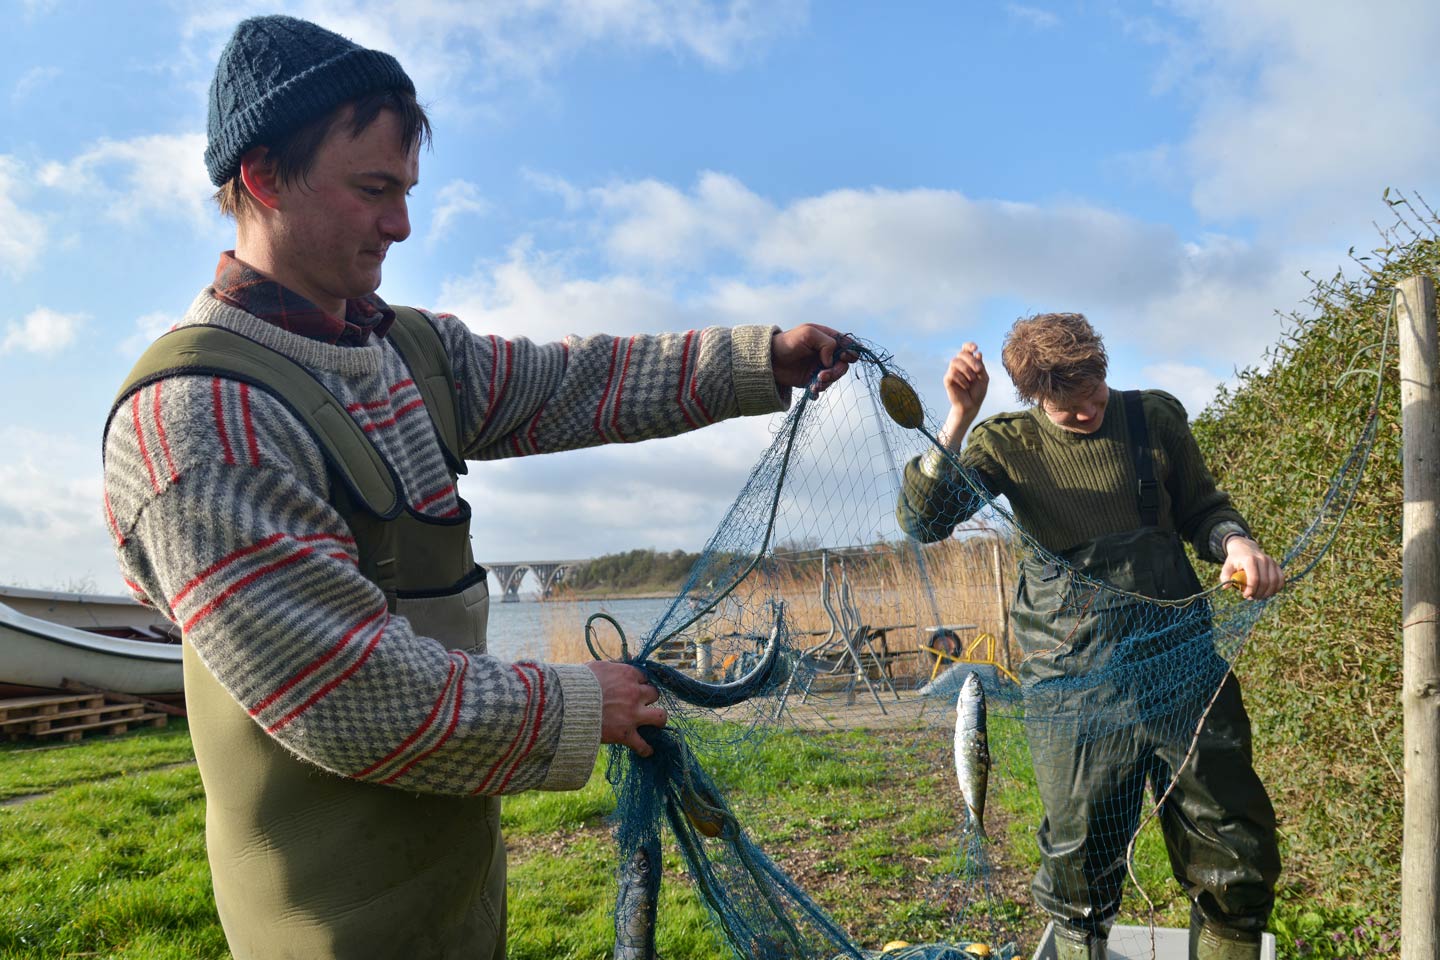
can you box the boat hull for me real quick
[0,590,183,696]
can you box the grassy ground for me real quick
[0,717,1390,959]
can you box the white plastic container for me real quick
[1029,923,1276,960]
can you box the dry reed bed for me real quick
[542,533,1018,685]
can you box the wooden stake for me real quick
[990,538,1011,672]
[1398,275,1440,960]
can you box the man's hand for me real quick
[585,660,667,757]
[771,324,856,396]
[1220,537,1284,600]
[939,343,989,450]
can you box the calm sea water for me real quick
[483,596,680,662]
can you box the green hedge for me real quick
[1188,196,1430,921]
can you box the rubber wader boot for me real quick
[1190,919,1262,960]
[1053,926,1108,960]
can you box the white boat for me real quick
[0,585,183,698]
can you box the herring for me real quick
[954,671,991,840]
[614,836,661,959]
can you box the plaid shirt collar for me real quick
[213,251,395,346]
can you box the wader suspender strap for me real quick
[107,308,464,519]
[388,307,467,476]
[1122,389,1161,528]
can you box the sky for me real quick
[2,0,1437,595]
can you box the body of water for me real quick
[484,596,681,662]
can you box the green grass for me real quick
[0,718,1393,958]
[0,722,195,800]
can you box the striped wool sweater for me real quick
[103,289,788,796]
[897,388,1248,558]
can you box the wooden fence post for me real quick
[990,539,1011,671]
[1398,275,1440,960]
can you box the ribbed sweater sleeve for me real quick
[419,311,789,459]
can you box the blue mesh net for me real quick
[586,324,1387,959]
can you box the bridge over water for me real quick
[482,559,589,602]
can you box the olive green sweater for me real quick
[896,389,1248,560]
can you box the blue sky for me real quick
[2,0,1436,593]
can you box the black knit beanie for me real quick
[204,15,415,186]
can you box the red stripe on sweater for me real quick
[212,378,236,465]
[343,380,418,414]
[133,392,160,493]
[608,337,635,443]
[359,397,426,433]
[153,381,179,483]
[347,397,391,413]
[414,484,456,511]
[474,664,536,794]
[354,654,458,779]
[251,604,386,715]
[495,663,548,793]
[171,531,287,607]
[687,329,714,425]
[239,383,261,466]
[294,531,357,546]
[674,331,699,429]
[379,652,469,784]
[103,492,123,543]
[593,339,621,441]
[265,609,389,734]
[181,546,314,632]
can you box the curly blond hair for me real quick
[1000,313,1108,405]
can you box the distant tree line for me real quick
[559,548,703,594]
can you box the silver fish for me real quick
[954,671,990,840]
[614,836,661,960]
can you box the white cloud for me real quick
[1006,4,1059,29]
[426,180,491,247]
[12,65,60,103]
[0,427,113,593]
[460,416,780,562]
[525,172,1311,361]
[594,172,774,268]
[119,311,182,357]
[1140,362,1224,415]
[38,133,218,232]
[1,307,85,355]
[438,240,695,342]
[1150,1,1440,233]
[0,156,48,277]
[183,1,806,112]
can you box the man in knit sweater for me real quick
[896,314,1282,960]
[102,15,852,960]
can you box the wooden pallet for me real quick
[0,693,169,743]
[650,637,693,667]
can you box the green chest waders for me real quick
[1010,392,1279,952]
[112,310,508,960]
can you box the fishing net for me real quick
[584,318,1388,959]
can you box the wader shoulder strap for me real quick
[108,326,402,519]
[387,306,467,476]
[1122,389,1161,528]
